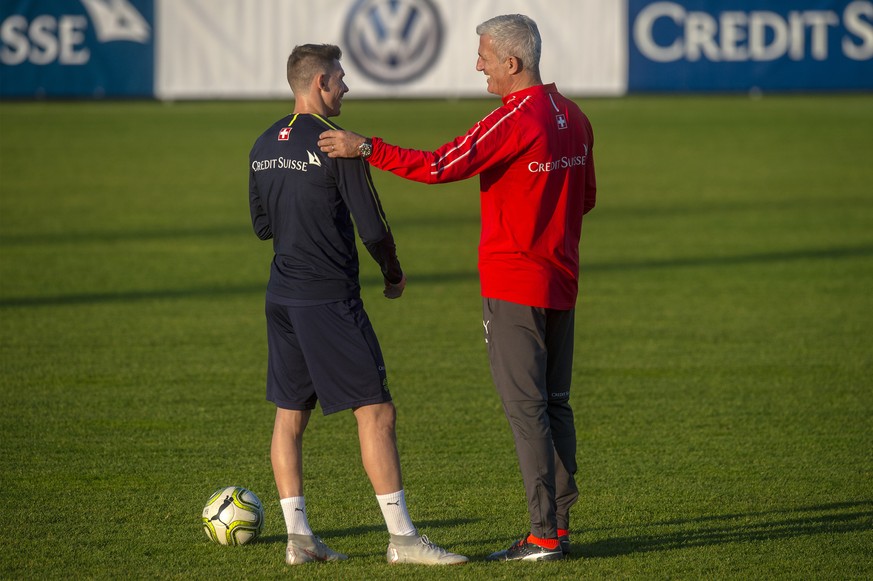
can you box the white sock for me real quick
[280,496,313,536]
[376,490,417,537]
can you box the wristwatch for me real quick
[358,139,373,159]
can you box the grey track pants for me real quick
[482,297,580,538]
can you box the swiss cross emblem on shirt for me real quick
[278,127,292,141]
[556,114,567,130]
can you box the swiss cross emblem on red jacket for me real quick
[556,114,567,130]
[278,127,292,141]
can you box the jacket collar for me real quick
[502,83,556,105]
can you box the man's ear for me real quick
[507,56,521,75]
[315,72,329,92]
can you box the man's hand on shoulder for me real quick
[383,274,406,299]
[318,130,367,158]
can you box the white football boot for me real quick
[386,534,468,565]
[285,534,348,565]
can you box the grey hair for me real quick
[476,14,541,75]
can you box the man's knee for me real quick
[354,401,397,431]
[547,400,575,436]
[503,399,550,439]
[274,408,311,437]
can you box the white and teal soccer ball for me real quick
[201,486,264,546]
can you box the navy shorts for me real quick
[265,298,392,415]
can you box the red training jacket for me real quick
[369,83,596,310]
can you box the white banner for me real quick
[155,0,626,100]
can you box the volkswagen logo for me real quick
[343,0,444,85]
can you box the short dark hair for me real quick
[286,44,342,94]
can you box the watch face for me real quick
[359,143,373,158]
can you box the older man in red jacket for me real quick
[319,13,597,562]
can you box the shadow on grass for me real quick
[583,244,873,273]
[0,225,252,246]
[0,272,479,308]
[2,243,871,308]
[0,214,480,247]
[244,504,871,562]
[256,517,480,546]
[0,284,269,308]
[579,500,873,558]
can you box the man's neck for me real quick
[503,73,542,98]
[292,97,327,116]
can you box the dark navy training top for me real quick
[249,113,402,301]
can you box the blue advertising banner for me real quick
[628,0,873,92]
[1,0,154,98]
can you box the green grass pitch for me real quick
[1,94,871,579]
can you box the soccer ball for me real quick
[201,486,264,546]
